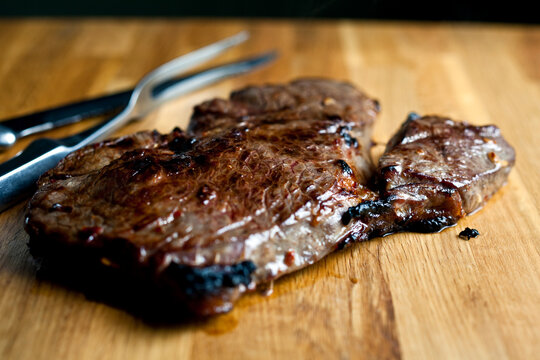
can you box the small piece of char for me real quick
[459,227,480,240]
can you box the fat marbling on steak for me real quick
[25,80,515,316]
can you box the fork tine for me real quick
[154,51,278,107]
[131,31,249,116]
[138,31,249,92]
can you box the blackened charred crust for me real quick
[459,227,480,240]
[337,159,354,176]
[404,216,457,233]
[165,261,256,298]
[342,200,392,225]
[336,231,364,250]
[339,126,359,147]
[168,137,197,153]
[326,114,342,121]
[336,237,352,250]
[129,156,155,175]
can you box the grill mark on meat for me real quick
[25,79,514,317]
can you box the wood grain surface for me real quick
[0,19,539,360]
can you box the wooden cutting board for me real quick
[0,19,539,360]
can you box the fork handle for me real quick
[0,138,70,212]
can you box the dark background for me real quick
[1,0,539,23]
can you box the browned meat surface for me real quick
[26,79,380,315]
[383,113,515,214]
[25,80,515,316]
[342,113,515,236]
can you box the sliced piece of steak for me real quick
[343,113,515,236]
[26,79,380,315]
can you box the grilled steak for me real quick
[342,113,515,237]
[25,80,515,316]
[26,79,380,315]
